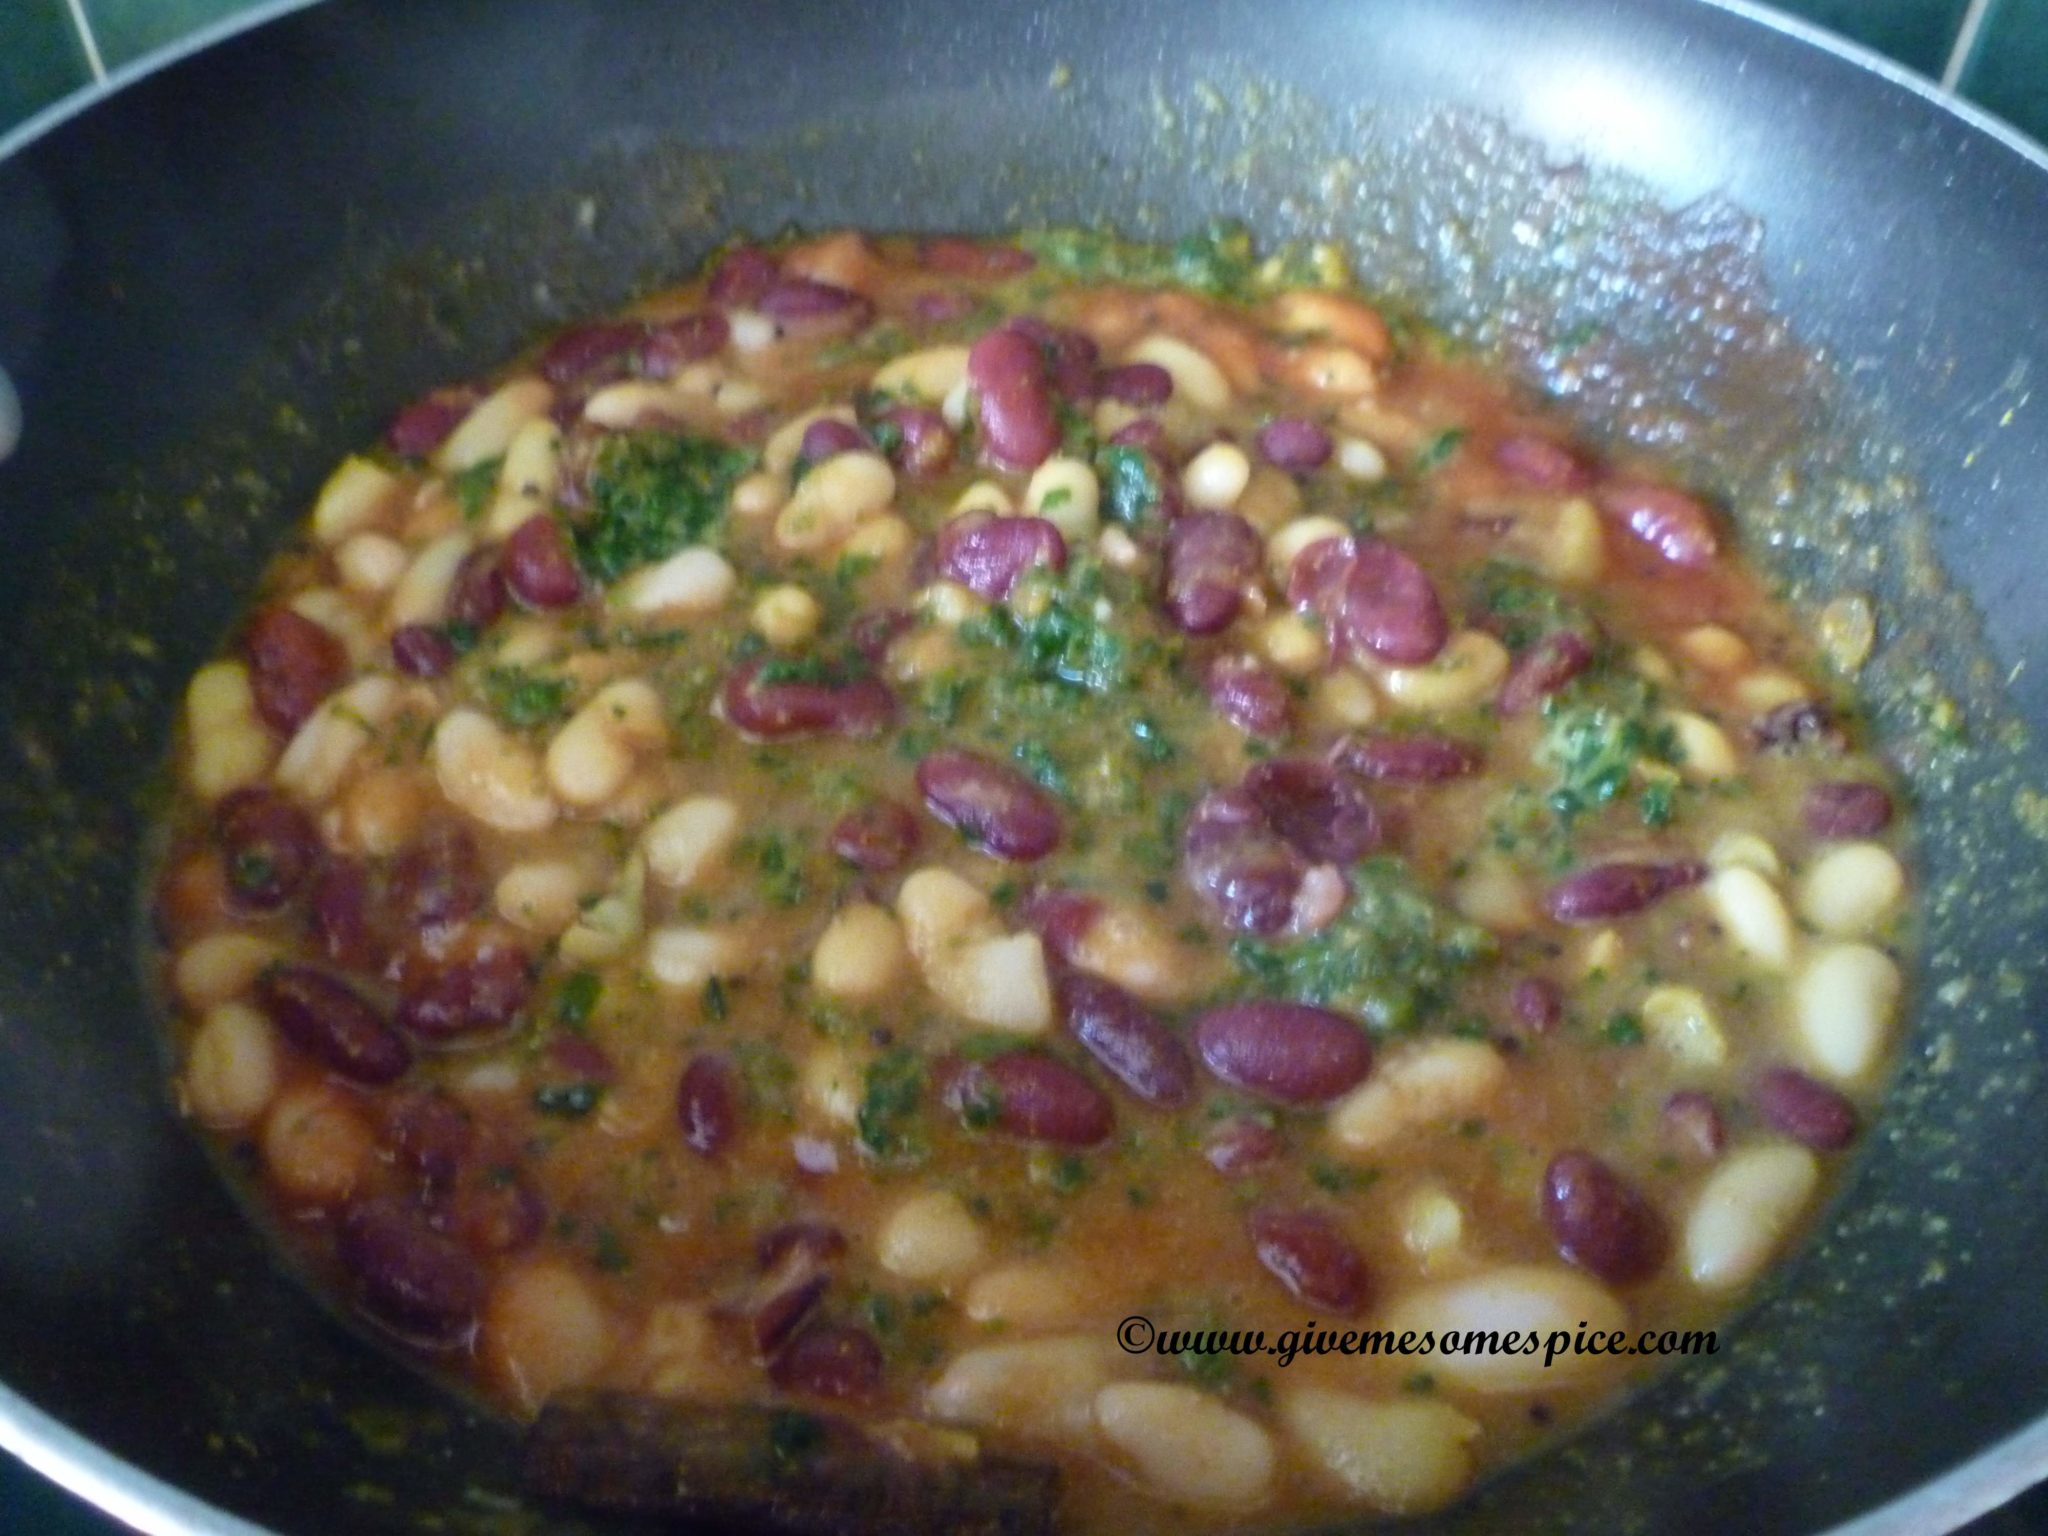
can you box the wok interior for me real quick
[1,1,2047,1531]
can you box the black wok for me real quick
[2,1,2047,1531]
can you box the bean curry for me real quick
[150,226,1911,1532]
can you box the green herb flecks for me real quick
[482,665,574,729]
[856,1047,927,1163]
[574,431,752,583]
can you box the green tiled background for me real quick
[4,0,2048,145]
[2,1,2047,1534]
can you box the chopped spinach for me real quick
[554,971,602,1028]
[482,665,574,729]
[574,431,752,583]
[1540,668,1681,827]
[533,1081,603,1118]
[856,1047,927,1163]
[449,456,502,522]
[1231,857,1494,1033]
[1412,427,1468,474]
[1095,444,1166,529]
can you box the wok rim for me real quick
[0,0,2043,1531]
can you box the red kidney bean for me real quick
[1336,539,1449,666]
[637,312,730,378]
[1542,1151,1668,1286]
[308,859,382,970]
[1334,733,1480,783]
[452,1168,546,1255]
[1097,363,1174,407]
[934,514,1067,601]
[213,788,319,913]
[337,1197,484,1344]
[1753,699,1842,750]
[827,799,922,872]
[1256,416,1333,474]
[1204,654,1290,737]
[1108,416,1171,456]
[1495,434,1590,490]
[1286,533,1356,615]
[444,547,509,633]
[1243,758,1383,864]
[1511,976,1563,1034]
[384,1089,474,1202]
[1182,788,1308,936]
[388,821,484,934]
[1015,886,1103,963]
[1543,860,1706,922]
[1662,1090,1727,1160]
[385,388,477,459]
[1057,972,1195,1109]
[769,1322,883,1400]
[1804,781,1894,838]
[760,278,872,335]
[916,748,1062,861]
[1753,1067,1859,1150]
[1498,630,1595,714]
[920,236,1036,277]
[676,1054,740,1159]
[257,965,410,1085]
[1193,1001,1372,1105]
[397,943,531,1042]
[1247,1206,1371,1313]
[1162,511,1262,635]
[721,656,896,740]
[799,417,868,464]
[243,606,348,735]
[501,515,583,609]
[1204,1116,1282,1175]
[1004,316,1099,400]
[751,1270,830,1357]
[706,246,778,308]
[967,327,1059,471]
[540,322,644,385]
[390,623,457,679]
[871,404,953,478]
[943,1053,1114,1146]
[1595,480,1719,568]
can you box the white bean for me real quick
[1093,1383,1274,1508]
[1708,830,1783,878]
[800,1044,866,1127]
[274,676,399,804]
[262,1085,373,1205]
[644,925,744,991]
[1705,866,1795,971]
[1683,1143,1819,1290]
[765,406,858,476]
[484,417,563,537]
[641,797,741,889]
[810,903,909,1001]
[877,1190,986,1284]
[335,532,408,595]
[559,857,644,964]
[174,932,279,1010]
[311,455,403,543]
[1125,334,1232,413]
[1181,442,1252,510]
[1265,514,1348,583]
[872,344,969,404]
[483,1261,616,1414]
[183,1002,280,1129]
[1070,904,1197,1003]
[614,546,736,616]
[1797,842,1905,939]
[962,1261,1091,1331]
[1665,710,1739,781]
[1793,942,1900,1082]
[1024,457,1102,542]
[1280,1386,1479,1514]
[432,708,558,833]
[751,584,821,647]
[384,531,474,629]
[1336,436,1388,482]
[183,662,273,801]
[545,679,666,809]
[1540,497,1605,584]
[775,450,895,553]
[1377,1266,1627,1390]
[1379,631,1510,714]
[1397,1180,1466,1269]
[494,859,589,935]
[1640,985,1728,1068]
[925,1336,1118,1441]
[436,377,553,472]
[1329,1040,1507,1156]
[1255,612,1328,675]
